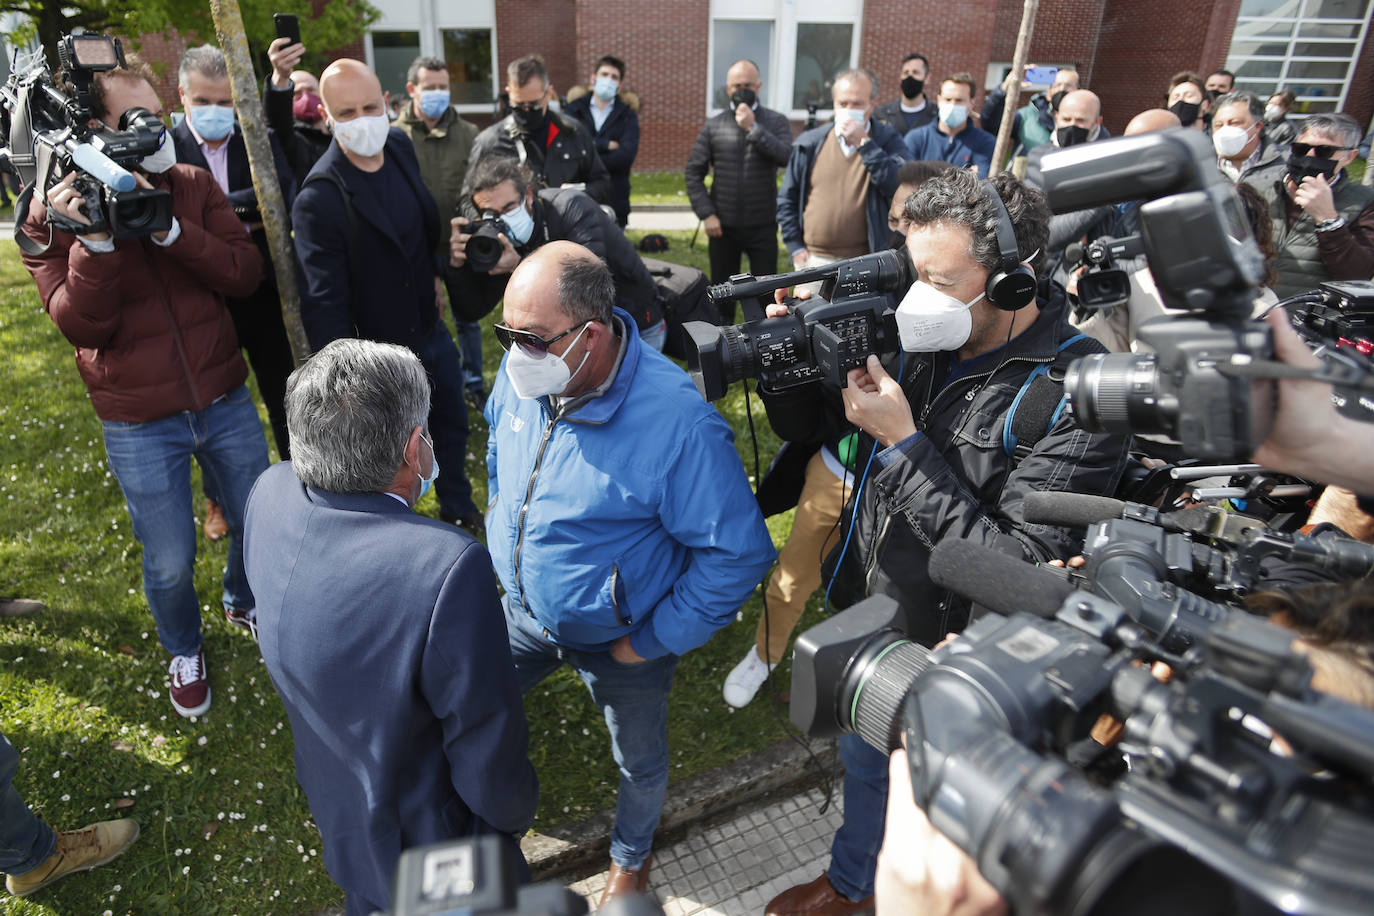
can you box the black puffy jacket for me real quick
[760,287,1132,646]
[684,106,794,229]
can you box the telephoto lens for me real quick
[464,218,507,273]
[1063,351,1172,437]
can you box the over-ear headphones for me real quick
[981,181,1037,311]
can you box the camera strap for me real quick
[13,141,64,256]
[1003,333,1090,463]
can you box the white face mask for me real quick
[1264,104,1284,123]
[1212,123,1255,158]
[939,103,969,129]
[501,200,535,246]
[895,280,984,352]
[834,106,867,133]
[330,113,390,157]
[410,433,439,503]
[139,128,177,173]
[503,322,592,399]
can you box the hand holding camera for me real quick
[450,215,520,274]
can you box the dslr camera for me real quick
[682,249,913,401]
[463,216,512,273]
[0,31,173,248]
[1037,128,1273,460]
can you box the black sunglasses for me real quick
[1292,142,1353,158]
[494,319,592,356]
[509,101,544,113]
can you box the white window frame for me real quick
[1224,0,1373,112]
[707,0,865,119]
[365,0,498,115]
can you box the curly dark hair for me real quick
[467,156,535,200]
[902,168,1050,276]
[1232,182,1278,289]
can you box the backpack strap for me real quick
[1003,333,1091,463]
[302,168,362,335]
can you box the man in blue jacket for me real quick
[484,242,775,906]
[777,68,910,274]
[291,58,483,534]
[245,338,536,916]
[563,54,640,227]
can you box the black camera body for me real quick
[463,216,511,273]
[683,249,913,401]
[1066,233,1144,311]
[1065,316,1276,461]
[0,32,172,245]
[1038,129,1274,460]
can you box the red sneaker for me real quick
[168,648,211,718]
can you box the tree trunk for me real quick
[993,0,1040,174]
[208,0,311,365]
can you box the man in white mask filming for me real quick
[291,58,484,535]
[759,168,1132,916]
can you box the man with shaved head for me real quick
[291,58,483,534]
[484,242,775,905]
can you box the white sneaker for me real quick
[723,646,776,708]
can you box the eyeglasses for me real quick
[494,319,592,356]
[1291,142,1354,158]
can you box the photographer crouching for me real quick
[761,170,1132,915]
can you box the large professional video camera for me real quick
[1064,233,1144,311]
[789,528,1374,915]
[1038,129,1276,460]
[384,835,663,916]
[682,249,913,401]
[0,31,173,252]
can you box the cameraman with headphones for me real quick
[761,169,1132,916]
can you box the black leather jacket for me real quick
[760,286,1131,646]
[460,111,611,218]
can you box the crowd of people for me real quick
[3,34,1374,916]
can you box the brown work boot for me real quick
[765,873,873,915]
[203,499,228,541]
[598,853,652,907]
[5,818,140,896]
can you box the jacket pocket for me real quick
[609,562,631,626]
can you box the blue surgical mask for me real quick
[593,76,619,101]
[938,103,968,129]
[189,104,235,141]
[414,434,439,502]
[501,201,535,246]
[418,89,450,119]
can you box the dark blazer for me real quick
[170,119,297,227]
[563,93,640,224]
[292,129,442,351]
[244,461,538,916]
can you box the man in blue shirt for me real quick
[903,73,995,177]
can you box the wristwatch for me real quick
[1315,216,1347,233]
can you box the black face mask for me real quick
[1056,124,1091,147]
[729,87,756,108]
[1050,89,1068,112]
[900,76,924,99]
[1168,99,1201,126]
[887,228,906,250]
[1287,152,1341,186]
[512,106,548,134]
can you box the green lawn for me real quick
[0,230,820,914]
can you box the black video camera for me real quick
[0,32,173,249]
[1038,129,1274,460]
[790,537,1374,915]
[384,835,663,916]
[1065,233,1144,311]
[463,216,511,273]
[682,249,913,401]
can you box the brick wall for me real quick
[859,0,998,109]
[1344,25,1374,135]
[494,0,579,101]
[989,0,1105,85]
[1091,0,1241,134]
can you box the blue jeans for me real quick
[639,319,667,353]
[828,734,888,900]
[415,324,479,520]
[456,320,484,392]
[0,733,56,876]
[503,598,677,868]
[101,385,270,657]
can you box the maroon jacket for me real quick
[22,164,264,422]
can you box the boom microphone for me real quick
[928,539,1076,619]
[1023,491,1128,528]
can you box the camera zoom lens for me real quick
[843,637,933,752]
[717,327,759,389]
[1065,352,1169,436]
